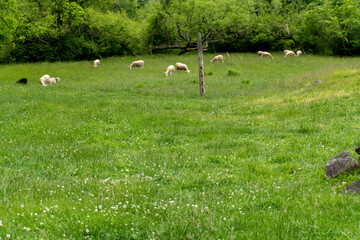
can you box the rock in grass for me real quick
[355,146,360,155]
[344,180,360,194]
[313,80,323,86]
[325,151,359,178]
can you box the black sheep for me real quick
[16,78,27,84]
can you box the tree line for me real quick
[0,0,359,63]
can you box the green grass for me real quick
[0,53,360,239]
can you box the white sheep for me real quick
[165,65,175,76]
[284,50,296,57]
[49,77,61,84]
[284,50,290,56]
[296,50,303,56]
[40,74,50,86]
[175,62,190,73]
[129,60,144,69]
[257,51,274,58]
[94,59,100,67]
[210,55,224,63]
[40,74,60,87]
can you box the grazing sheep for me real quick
[284,50,296,57]
[49,77,61,84]
[165,65,175,76]
[175,62,190,73]
[284,50,290,56]
[210,55,224,63]
[129,60,144,69]
[16,78,27,84]
[94,59,100,67]
[40,74,50,86]
[257,51,274,58]
[40,75,60,87]
[296,50,303,56]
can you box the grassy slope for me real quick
[0,53,360,239]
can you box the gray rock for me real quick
[344,180,360,194]
[355,146,360,155]
[313,80,323,86]
[325,151,359,178]
[305,83,311,87]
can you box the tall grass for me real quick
[0,53,360,239]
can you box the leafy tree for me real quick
[149,0,254,54]
[86,7,143,56]
[0,0,18,43]
[324,0,360,55]
[297,0,360,55]
[252,0,311,51]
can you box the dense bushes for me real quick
[3,36,132,63]
[4,36,98,63]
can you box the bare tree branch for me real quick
[176,23,190,42]
[152,41,208,55]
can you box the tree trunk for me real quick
[210,42,216,53]
[121,43,138,57]
[163,17,171,45]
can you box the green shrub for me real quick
[227,69,239,76]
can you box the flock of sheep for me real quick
[257,49,303,58]
[37,51,302,86]
[94,58,194,77]
[92,54,224,78]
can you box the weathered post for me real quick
[197,33,205,96]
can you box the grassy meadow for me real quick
[0,53,360,239]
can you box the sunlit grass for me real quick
[0,53,360,239]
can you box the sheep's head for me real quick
[55,77,61,82]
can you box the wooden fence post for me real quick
[197,33,205,96]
